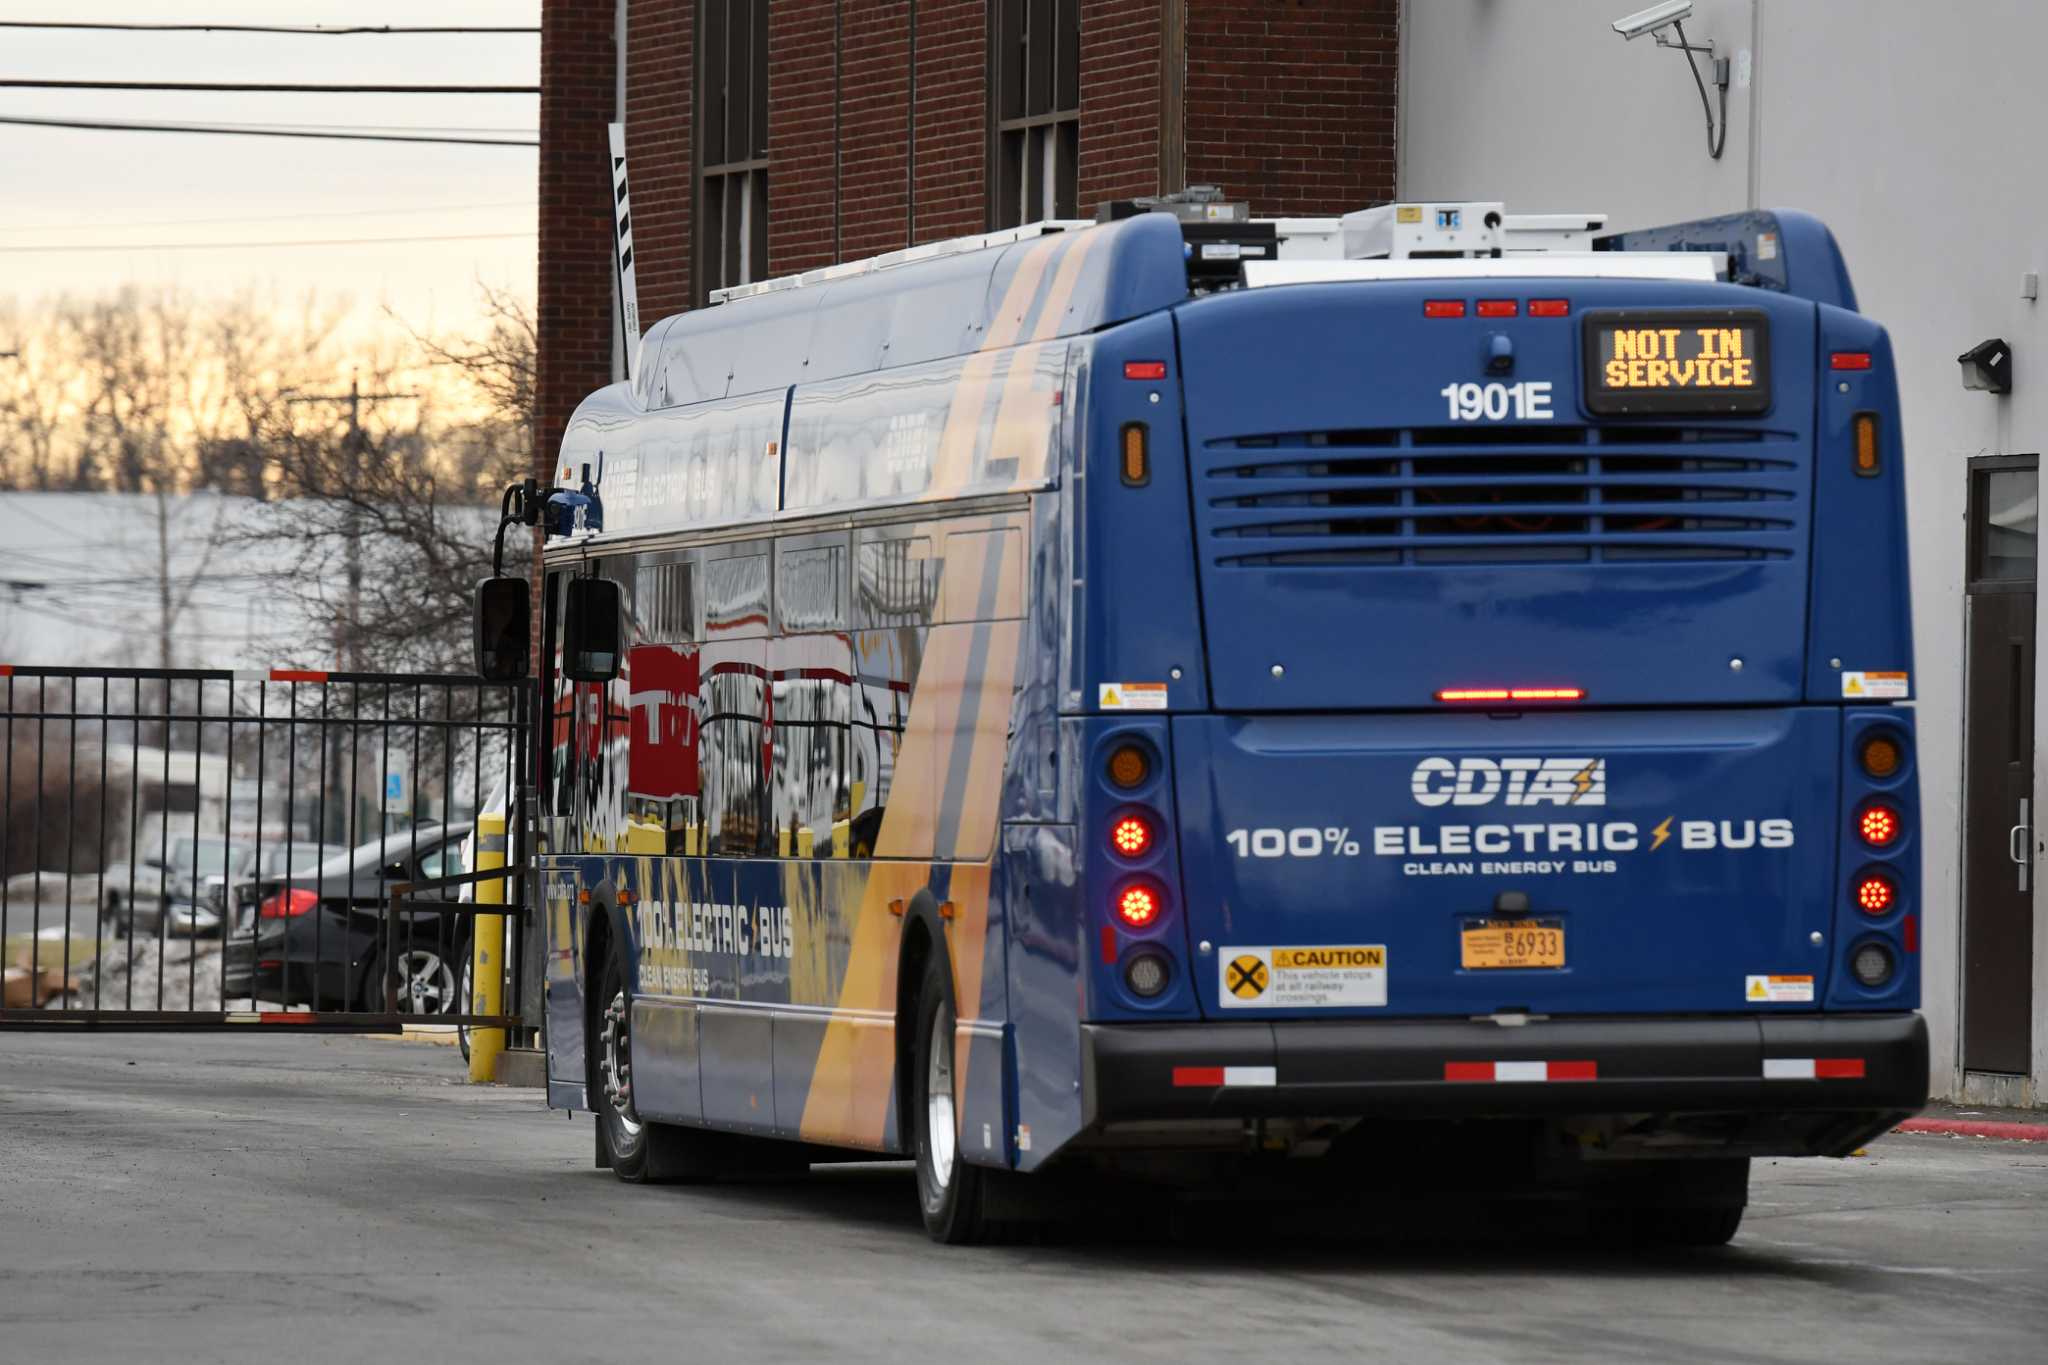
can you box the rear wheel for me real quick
[910,951,1030,1244]
[1596,1158,1748,1247]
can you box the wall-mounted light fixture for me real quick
[1612,2,1730,160]
[1958,339,2013,395]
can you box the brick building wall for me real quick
[536,1,1401,463]
[538,0,619,477]
[626,1,694,326]
[1182,0,1399,217]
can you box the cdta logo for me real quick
[1410,757,1606,808]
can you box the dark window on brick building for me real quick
[699,0,770,297]
[989,0,1079,227]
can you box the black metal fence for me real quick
[0,665,533,1032]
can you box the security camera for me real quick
[1613,1,1693,40]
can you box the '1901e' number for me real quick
[1439,381,1553,422]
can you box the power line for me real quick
[0,199,535,235]
[0,79,538,94]
[0,22,539,37]
[0,115,536,148]
[0,229,536,255]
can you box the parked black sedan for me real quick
[222,824,472,1015]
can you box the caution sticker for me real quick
[1841,670,1909,700]
[1099,682,1168,711]
[1745,974,1815,1003]
[1220,945,1387,1009]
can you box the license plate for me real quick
[1461,919,1565,969]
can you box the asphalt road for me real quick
[1,1034,2043,1364]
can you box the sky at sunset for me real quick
[0,1,540,338]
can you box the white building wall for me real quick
[1400,0,2048,1101]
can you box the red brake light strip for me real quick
[1436,687,1586,703]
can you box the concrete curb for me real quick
[1895,1118,2048,1142]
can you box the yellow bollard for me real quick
[467,812,508,1084]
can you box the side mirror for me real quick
[564,576,623,682]
[474,577,531,680]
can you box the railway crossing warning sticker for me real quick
[1220,945,1388,1009]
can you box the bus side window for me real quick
[940,526,1024,622]
[701,550,771,857]
[851,528,938,857]
[772,536,852,857]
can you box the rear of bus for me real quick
[1062,214,1926,1220]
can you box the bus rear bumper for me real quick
[1079,1012,1928,1158]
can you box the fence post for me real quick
[468,811,508,1083]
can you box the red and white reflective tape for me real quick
[1445,1060,1598,1083]
[1763,1057,1865,1080]
[226,1011,321,1025]
[1172,1065,1277,1088]
[232,668,330,683]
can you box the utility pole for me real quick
[285,377,413,672]
[284,378,413,844]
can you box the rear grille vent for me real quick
[1204,426,1802,568]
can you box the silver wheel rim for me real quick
[392,950,453,1014]
[926,998,957,1192]
[601,990,641,1137]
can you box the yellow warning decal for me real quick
[1098,681,1168,711]
[1220,945,1388,1010]
[1841,670,1909,700]
[1745,974,1815,1003]
[1396,205,1423,223]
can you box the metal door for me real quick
[1961,456,2036,1074]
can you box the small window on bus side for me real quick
[854,529,939,630]
[940,525,1024,623]
[634,555,697,643]
[777,537,847,634]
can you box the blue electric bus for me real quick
[486,200,1925,1245]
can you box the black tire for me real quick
[589,936,790,1183]
[593,940,657,1180]
[1637,1203,1745,1248]
[1598,1158,1748,1248]
[910,950,1025,1244]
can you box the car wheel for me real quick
[379,945,460,1015]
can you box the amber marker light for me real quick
[1107,744,1150,789]
[1859,733,1903,779]
[1853,413,1881,478]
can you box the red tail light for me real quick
[1830,352,1873,370]
[1423,300,1467,319]
[1859,803,1901,848]
[1528,299,1570,317]
[1123,360,1167,381]
[1855,872,1896,914]
[1116,883,1162,928]
[1476,299,1518,318]
[1111,815,1154,859]
[259,889,319,919]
